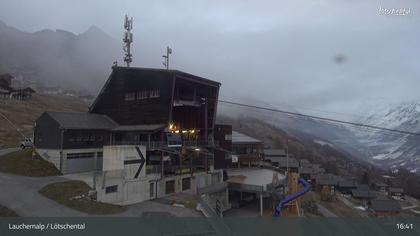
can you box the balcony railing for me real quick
[110,140,218,149]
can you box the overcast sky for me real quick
[0,0,419,120]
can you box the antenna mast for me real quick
[123,15,133,67]
[162,46,172,69]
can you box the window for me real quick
[89,135,95,141]
[97,136,103,141]
[150,89,160,98]
[225,134,232,141]
[149,182,154,198]
[97,152,103,158]
[67,152,95,159]
[182,178,191,191]
[68,137,75,142]
[105,185,118,194]
[137,90,148,100]
[165,180,175,194]
[124,92,135,101]
[76,136,82,142]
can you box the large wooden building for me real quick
[34,66,231,210]
[35,66,221,175]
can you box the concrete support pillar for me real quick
[260,193,263,217]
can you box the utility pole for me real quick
[162,46,172,69]
[0,112,26,139]
[123,14,133,67]
[286,138,289,173]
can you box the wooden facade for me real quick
[213,124,233,169]
[90,67,220,142]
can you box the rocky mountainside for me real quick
[350,100,420,173]
[0,20,119,93]
[219,97,420,174]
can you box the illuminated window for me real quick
[137,90,148,100]
[150,89,160,98]
[124,92,135,101]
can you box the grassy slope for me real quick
[0,149,61,176]
[0,205,18,217]
[0,94,88,148]
[39,180,127,215]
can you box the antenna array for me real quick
[123,15,133,67]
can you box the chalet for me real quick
[34,66,230,211]
[0,88,9,98]
[10,87,36,100]
[351,185,376,205]
[0,73,13,89]
[370,199,401,216]
[231,131,263,168]
[0,74,35,100]
[372,182,388,193]
[299,159,310,167]
[314,173,341,194]
[388,187,404,200]
[337,179,358,194]
[263,149,299,170]
[275,157,299,172]
[298,167,315,181]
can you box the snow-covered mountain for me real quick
[351,100,420,173]
[220,97,420,174]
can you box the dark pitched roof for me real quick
[351,189,376,199]
[373,182,387,187]
[90,66,221,111]
[316,174,340,186]
[115,66,221,87]
[264,149,286,157]
[266,157,299,168]
[232,131,262,145]
[389,187,404,193]
[46,112,118,130]
[0,73,13,79]
[23,87,36,93]
[112,124,166,132]
[299,167,315,175]
[338,180,358,188]
[370,199,401,212]
[356,184,370,191]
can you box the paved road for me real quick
[0,148,19,156]
[0,171,87,217]
[0,148,201,217]
[0,170,202,217]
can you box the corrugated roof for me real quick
[112,124,166,132]
[231,131,262,144]
[264,149,286,156]
[370,199,401,212]
[338,180,357,188]
[316,174,341,186]
[46,112,118,130]
[351,189,376,199]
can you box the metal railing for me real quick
[110,140,218,149]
